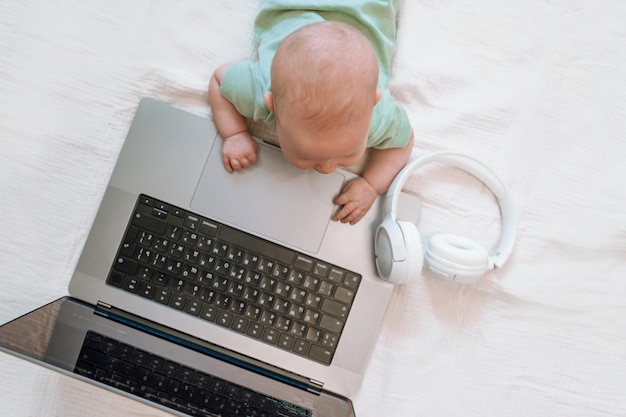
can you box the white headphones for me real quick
[374,151,516,285]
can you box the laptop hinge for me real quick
[96,301,112,310]
[307,379,324,394]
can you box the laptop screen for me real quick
[0,297,356,417]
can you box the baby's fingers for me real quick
[244,151,258,166]
[229,158,244,172]
[223,155,234,173]
[333,202,365,225]
[223,154,258,173]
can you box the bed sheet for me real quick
[1,1,626,416]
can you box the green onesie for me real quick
[220,0,411,149]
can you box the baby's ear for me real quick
[374,88,382,106]
[264,92,275,113]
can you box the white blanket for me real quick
[2,1,626,416]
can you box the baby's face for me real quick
[275,114,368,174]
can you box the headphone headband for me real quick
[383,151,516,269]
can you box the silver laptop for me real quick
[0,98,394,416]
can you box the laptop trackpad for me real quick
[191,139,345,254]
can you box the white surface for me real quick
[2,1,626,416]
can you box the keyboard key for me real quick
[290,322,307,337]
[155,288,172,305]
[132,212,166,234]
[303,309,320,325]
[199,219,219,236]
[139,196,154,206]
[200,305,217,322]
[247,323,263,339]
[334,286,356,304]
[132,350,150,367]
[138,282,156,299]
[328,267,344,283]
[294,255,313,272]
[293,339,310,356]
[152,207,168,219]
[303,275,320,291]
[123,277,140,293]
[308,345,333,365]
[231,317,248,333]
[262,328,279,344]
[321,332,338,349]
[272,263,290,279]
[321,298,348,320]
[169,294,187,310]
[162,361,180,377]
[318,281,334,296]
[319,314,344,334]
[312,262,329,278]
[278,333,295,350]
[184,214,200,230]
[216,310,233,327]
[114,257,138,275]
[108,272,125,288]
[305,327,323,343]
[343,272,361,289]
[185,300,202,316]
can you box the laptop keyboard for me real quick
[75,331,311,417]
[107,194,361,365]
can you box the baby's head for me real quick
[264,21,381,173]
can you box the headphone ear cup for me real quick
[424,234,489,282]
[374,220,399,282]
[375,219,423,285]
[390,221,423,285]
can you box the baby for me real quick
[208,0,414,225]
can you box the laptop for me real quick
[0,98,395,417]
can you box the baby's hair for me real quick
[271,21,379,132]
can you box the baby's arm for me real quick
[333,131,414,225]
[208,63,258,173]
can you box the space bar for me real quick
[218,224,295,266]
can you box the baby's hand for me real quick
[222,132,258,173]
[332,177,378,225]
